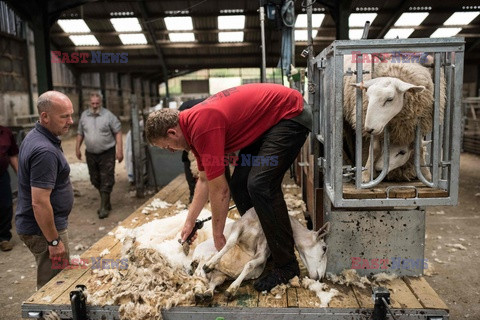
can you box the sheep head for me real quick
[374,140,431,173]
[351,77,425,135]
[293,221,330,280]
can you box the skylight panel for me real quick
[394,12,429,27]
[57,19,91,33]
[110,18,142,32]
[119,33,148,45]
[218,15,245,30]
[295,14,325,28]
[169,32,195,42]
[69,35,99,46]
[384,28,415,39]
[218,31,244,42]
[430,27,462,38]
[349,29,365,40]
[349,13,377,27]
[164,16,193,31]
[443,11,480,25]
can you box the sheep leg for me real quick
[201,271,228,302]
[224,251,268,300]
[203,229,241,273]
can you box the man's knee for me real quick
[247,176,270,200]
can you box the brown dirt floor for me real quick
[0,135,478,319]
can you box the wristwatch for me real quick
[47,237,61,246]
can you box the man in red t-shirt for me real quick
[146,83,312,291]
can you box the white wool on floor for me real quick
[302,277,339,308]
[372,272,398,283]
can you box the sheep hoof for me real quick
[203,291,213,302]
[203,264,213,273]
[194,293,205,303]
[224,290,235,301]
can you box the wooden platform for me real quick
[343,181,449,199]
[22,175,449,320]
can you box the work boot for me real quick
[0,241,13,251]
[98,191,110,219]
[253,260,300,292]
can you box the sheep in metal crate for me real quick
[343,55,446,182]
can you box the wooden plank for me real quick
[383,278,423,309]
[258,284,288,308]
[343,181,448,199]
[286,288,298,308]
[296,287,320,308]
[403,277,449,310]
[26,232,121,305]
[351,286,374,308]
[53,241,124,305]
[227,283,259,308]
[323,280,360,308]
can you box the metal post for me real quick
[259,5,267,83]
[32,13,53,94]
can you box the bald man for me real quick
[15,91,74,289]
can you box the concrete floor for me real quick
[0,135,478,319]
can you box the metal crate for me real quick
[311,38,465,208]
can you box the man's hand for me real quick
[214,233,226,251]
[181,220,197,243]
[48,240,67,260]
[116,149,124,163]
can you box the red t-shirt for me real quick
[178,83,303,180]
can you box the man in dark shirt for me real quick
[15,91,74,289]
[0,125,19,251]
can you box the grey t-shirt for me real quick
[15,122,73,235]
[77,107,122,154]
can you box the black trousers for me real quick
[86,147,116,193]
[229,120,309,268]
[0,170,13,241]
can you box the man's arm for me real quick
[115,131,123,163]
[31,187,67,259]
[207,174,230,251]
[9,155,18,173]
[181,171,209,242]
[75,135,84,160]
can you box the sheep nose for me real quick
[366,128,374,134]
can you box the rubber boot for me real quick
[98,192,110,219]
[106,192,112,211]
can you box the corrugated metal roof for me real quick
[43,0,480,81]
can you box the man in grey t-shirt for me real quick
[75,92,123,218]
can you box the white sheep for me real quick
[191,207,330,301]
[343,57,445,182]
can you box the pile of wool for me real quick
[269,276,339,308]
[327,269,371,288]
[86,241,207,320]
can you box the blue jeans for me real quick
[229,120,309,268]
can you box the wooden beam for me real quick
[376,0,411,39]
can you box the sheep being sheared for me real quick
[343,57,445,182]
[191,207,329,301]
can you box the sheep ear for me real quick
[396,79,425,93]
[316,222,330,239]
[422,140,432,147]
[351,78,378,90]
